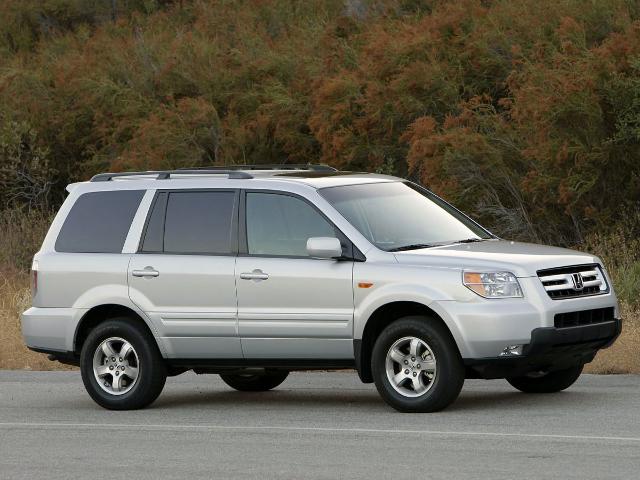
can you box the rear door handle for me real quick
[132,268,159,278]
[240,269,269,281]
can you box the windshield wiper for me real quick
[388,238,489,251]
[453,238,487,244]
[387,243,437,252]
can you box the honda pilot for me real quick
[21,165,621,412]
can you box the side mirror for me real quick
[306,237,343,259]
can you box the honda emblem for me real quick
[572,273,584,291]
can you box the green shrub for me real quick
[0,208,54,271]
[0,0,639,248]
[0,117,54,208]
[584,212,640,306]
[615,262,640,308]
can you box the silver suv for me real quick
[21,165,621,412]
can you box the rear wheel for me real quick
[506,365,584,393]
[80,318,167,410]
[371,316,464,412]
[220,371,289,392]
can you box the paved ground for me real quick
[0,371,638,480]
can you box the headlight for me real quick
[463,271,523,298]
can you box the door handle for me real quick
[240,270,269,281]
[132,268,159,278]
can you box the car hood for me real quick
[393,240,600,277]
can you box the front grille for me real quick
[537,264,608,299]
[554,307,615,328]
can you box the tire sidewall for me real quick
[371,316,464,412]
[80,319,165,409]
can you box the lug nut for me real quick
[411,357,415,361]
[109,366,114,370]
[404,369,410,374]
[111,357,116,362]
[417,364,421,369]
[119,357,123,362]
[404,360,408,365]
[115,371,120,376]
[121,366,125,371]
[413,372,417,377]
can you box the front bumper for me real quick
[430,276,620,358]
[464,319,622,379]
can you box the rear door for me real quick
[41,189,145,311]
[128,189,241,359]
[236,190,354,359]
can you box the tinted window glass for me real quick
[140,192,167,252]
[163,191,235,254]
[56,190,144,253]
[246,193,335,256]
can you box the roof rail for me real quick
[89,164,337,182]
[90,169,253,182]
[178,164,337,172]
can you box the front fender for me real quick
[353,263,471,353]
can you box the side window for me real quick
[246,192,336,257]
[55,190,144,253]
[141,191,236,254]
[140,192,167,253]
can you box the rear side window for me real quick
[140,192,167,253]
[141,191,236,254]
[55,190,144,253]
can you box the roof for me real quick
[68,166,400,193]
[268,171,399,188]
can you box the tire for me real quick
[220,371,289,392]
[371,316,464,413]
[506,365,583,393]
[80,318,167,410]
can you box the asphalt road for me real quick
[0,371,638,480]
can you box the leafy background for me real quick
[0,0,638,370]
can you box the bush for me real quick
[0,208,54,272]
[615,263,640,309]
[0,117,54,208]
[584,210,640,306]
[1,0,639,246]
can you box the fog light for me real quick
[499,345,524,356]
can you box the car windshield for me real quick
[320,182,493,251]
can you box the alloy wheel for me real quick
[92,337,140,396]
[385,336,437,397]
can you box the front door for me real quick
[236,191,354,359]
[128,189,241,359]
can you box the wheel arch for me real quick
[73,304,162,356]
[355,301,461,383]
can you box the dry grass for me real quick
[0,208,54,271]
[0,208,68,369]
[0,269,74,370]
[585,302,640,374]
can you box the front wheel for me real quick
[220,371,289,392]
[371,316,464,412]
[80,318,167,410]
[506,365,584,393]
